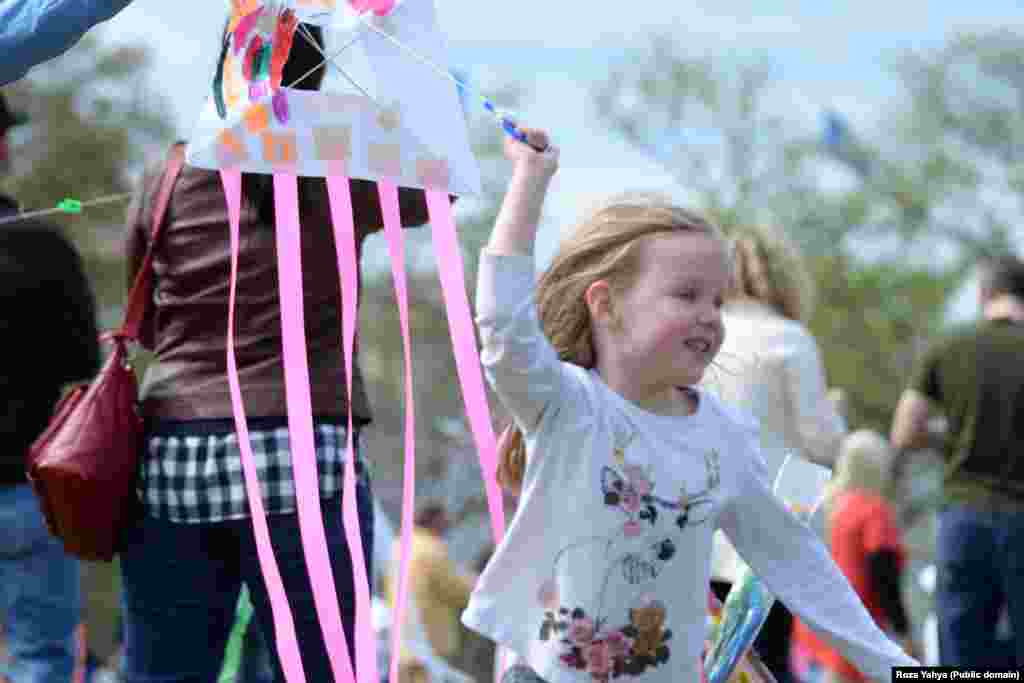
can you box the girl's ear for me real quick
[585,280,617,328]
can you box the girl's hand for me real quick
[487,125,557,255]
[504,126,559,179]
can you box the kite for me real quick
[185,2,512,682]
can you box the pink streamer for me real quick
[219,175,495,683]
[426,191,508,683]
[220,169,306,683]
[272,173,356,683]
[425,191,506,545]
[325,175,377,683]
[375,179,419,683]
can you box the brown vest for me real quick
[126,161,444,424]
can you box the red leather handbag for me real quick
[26,144,185,561]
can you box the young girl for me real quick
[460,127,918,683]
[791,431,916,683]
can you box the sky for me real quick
[93,0,1024,321]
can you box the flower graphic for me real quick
[622,464,653,495]
[543,600,673,680]
[621,490,641,512]
[623,520,643,537]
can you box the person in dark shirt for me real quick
[0,90,101,683]
[891,253,1024,667]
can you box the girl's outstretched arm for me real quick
[487,128,559,256]
[718,426,918,683]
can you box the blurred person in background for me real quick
[1,0,135,85]
[891,253,1024,667]
[790,430,915,683]
[383,500,477,679]
[0,91,102,683]
[373,500,473,683]
[701,223,847,683]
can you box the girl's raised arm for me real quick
[475,127,590,447]
[486,128,559,256]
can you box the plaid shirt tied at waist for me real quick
[138,422,367,524]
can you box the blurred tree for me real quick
[591,30,1023,432]
[817,29,1023,267]
[593,36,799,233]
[1,35,175,316]
[808,255,960,433]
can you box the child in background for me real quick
[791,431,916,683]
[460,125,918,683]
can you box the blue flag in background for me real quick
[823,110,846,150]
[821,109,872,178]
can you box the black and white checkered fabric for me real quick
[139,423,365,523]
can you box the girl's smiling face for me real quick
[590,231,730,411]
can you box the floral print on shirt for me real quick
[539,597,673,682]
[536,433,721,681]
[602,448,720,534]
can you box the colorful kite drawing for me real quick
[189,0,481,193]
[185,2,506,683]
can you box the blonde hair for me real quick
[821,430,894,536]
[727,223,815,323]
[830,429,893,497]
[496,193,723,493]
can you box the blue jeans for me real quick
[119,480,374,683]
[936,503,1024,667]
[0,483,81,683]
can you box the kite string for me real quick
[291,15,539,150]
[355,16,536,148]
[0,191,133,226]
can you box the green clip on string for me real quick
[57,198,82,213]
[0,192,132,226]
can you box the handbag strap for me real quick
[117,143,186,342]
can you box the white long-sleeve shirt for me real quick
[462,252,915,683]
[702,299,847,583]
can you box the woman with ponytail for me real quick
[702,223,847,683]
